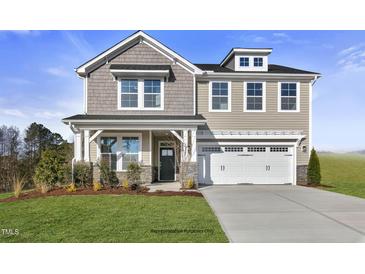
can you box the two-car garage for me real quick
[197,145,295,185]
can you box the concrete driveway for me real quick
[200,185,365,242]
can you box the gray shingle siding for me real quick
[87,42,194,115]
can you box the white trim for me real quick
[158,141,176,181]
[83,76,88,113]
[198,141,297,146]
[89,130,103,143]
[235,55,268,72]
[170,130,184,143]
[193,74,196,115]
[277,81,301,113]
[76,31,203,76]
[74,132,82,161]
[309,79,314,152]
[64,119,205,126]
[243,81,266,112]
[191,129,197,162]
[117,78,164,111]
[110,69,170,78]
[149,130,152,166]
[83,130,90,162]
[182,130,189,161]
[197,73,320,80]
[208,81,232,112]
[197,134,306,140]
[220,48,272,66]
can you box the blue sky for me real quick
[0,30,364,151]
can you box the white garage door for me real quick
[198,145,294,185]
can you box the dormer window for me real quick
[254,57,263,67]
[239,57,249,67]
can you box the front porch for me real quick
[63,114,207,186]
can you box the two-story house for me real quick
[63,31,320,185]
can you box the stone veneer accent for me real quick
[92,163,153,184]
[297,165,308,185]
[181,162,198,188]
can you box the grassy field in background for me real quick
[0,195,228,243]
[319,153,365,199]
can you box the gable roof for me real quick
[220,48,273,66]
[195,63,319,75]
[76,31,203,76]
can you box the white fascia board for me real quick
[110,69,170,77]
[221,48,273,66]
[76,31,203,76]
[63,119,206,124]
[198,72,320,80]
[197,134,306,140]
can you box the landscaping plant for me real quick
[127,162,142,190]
[122,179,129,189]
[65,183,77,192]
[13,175,25,198]
[33,148,66,193]
[73,161,92,187]
[184,178,194,189]
[93,181,102,192]
[307,148,321,185]
[98,160,118,187]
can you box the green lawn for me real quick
[0,195,227,243]
[319,153,365,199]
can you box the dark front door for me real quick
[159,147,175,181]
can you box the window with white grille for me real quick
[247,146,266,152]
[224,146,244,152]
[202,146,222,152]
[270,147,289,152]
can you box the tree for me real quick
[0,125,21,192]
[33,148,67,192]
[307,148,321,185]
[23,123,65,183]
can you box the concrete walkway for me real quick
[200,185,365,243]
[146,182,181,192]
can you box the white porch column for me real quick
[74,132,82,161]
[84,130,90,162]
[191,129,197,162]
[182,130,189,161]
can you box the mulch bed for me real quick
[0,187,202,203]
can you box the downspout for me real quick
[69,122,78,184]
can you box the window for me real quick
[239,57,249,67]
[121,80,138,108]
[247,146,266,152]
[118,78,164,110]
[100,137,117,171]
[245,82,265,111]
[280,82,299,111]
[122,136,140,170]
[270,147,289,152]
[202,146,222,152]
[254,57,263,67]
[210,82,230,111]
[224,146,244,152]
[144,80,161,108]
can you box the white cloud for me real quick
[236,32,310,45]
[337,43,365,71]
[45,67,69,77]
[0,108,26,118]
[63,31,95,59]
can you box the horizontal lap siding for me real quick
[87,43,194,115]
[197,80,310,165]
